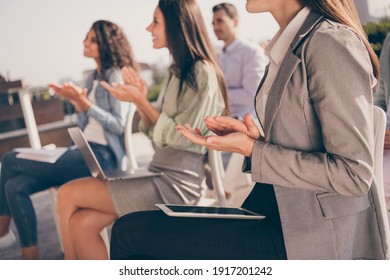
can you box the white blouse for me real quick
[256,6,311,136]
[83,80,108,145]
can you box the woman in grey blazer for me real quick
[110,0,390,260]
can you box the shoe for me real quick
[0,231,16,249]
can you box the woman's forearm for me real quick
[136,107,153,128]
[133,96,160,129]
[135,98,160,127]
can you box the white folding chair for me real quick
[122,104,138,171]
[48,187,62,250]
[373,106,386,204]
[372,106,390,236]
[206,149,227,207]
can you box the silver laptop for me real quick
[68,127,162,181]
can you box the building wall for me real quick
[355,0,378,24]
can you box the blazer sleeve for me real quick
[250,26,375,197]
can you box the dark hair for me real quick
[91,20,138,73]
[158,0,228,114]
[303,0,379,79]
[212,2,239,19]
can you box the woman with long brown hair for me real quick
[56,0,228,260]
[110,0,389,259]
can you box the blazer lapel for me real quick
[254,64,269,135]
[263,11,324,140]
[264,50,301,139]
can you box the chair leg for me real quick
[48,188,64,252]
[100,227,110,258]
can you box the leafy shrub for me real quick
[363,20,390,56]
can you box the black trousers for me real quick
[110,183,287,260]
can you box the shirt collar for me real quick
[223,39,240,54]
[267,6,311,65]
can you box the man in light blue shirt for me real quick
[212,3,268,206]
[212,3,268,120]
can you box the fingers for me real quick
[47,83,63,94]
[80,88,88,97]
[122,67,136,85]
[175,123,246,153]
[100,81,123,98]
[213,115,242,126]
[183,123,198,134]
[176,124,208,146]
[66,81,82,93]
[195,127,203,136]
[244,113,261,139]
[101,81,142,103]
[208,116,247,135]
[48,83,62,89]
[243,113,256,128]
[140,79,148,97]
[101,81,128,92]
[100,81,113,91]
[205,116,226,130]
[122,67,143,89]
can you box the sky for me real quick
[0,0,389,87]
[0,0,278,87]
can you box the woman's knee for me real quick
[69,212,90,237]
[69,211,109,237]
[4,177,29,198]
[57,182,79,213]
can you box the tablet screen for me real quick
[156,204,266,219]
[164,205,260,217]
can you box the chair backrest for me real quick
[373,106,386,203]
[123,104,138,171]
[207,149,227,206]
[372,105,390,258]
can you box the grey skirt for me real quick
[107,146,206,216]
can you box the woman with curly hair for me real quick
[0,20,137,259]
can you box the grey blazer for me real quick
[249,11,390,259]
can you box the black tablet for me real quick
[155,204,266,220]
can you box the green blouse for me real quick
[139,60,225,155]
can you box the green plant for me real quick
[147,66,168,102]
[363,20,390,56]
[148,84,162,102]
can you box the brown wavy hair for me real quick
[158,0,229,115]
[91,20,138,73]
[303,0,379,79]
